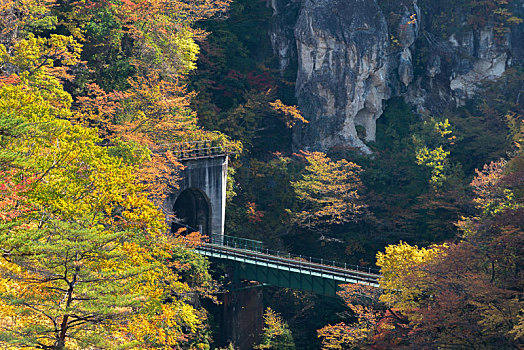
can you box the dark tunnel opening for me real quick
[171,188,211,235]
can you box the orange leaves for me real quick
[0,2,224,347]
[77,83,129,123]
[174,230,205,249]
[0,171,34,222]
[470,159,506,210]
[246,201,264,223]
[84,74,197,147]
[78,74,197,202]
[136,151,184,205]
[0,75,20,86]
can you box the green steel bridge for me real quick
[167,142,381,298]
[195,234,381,297]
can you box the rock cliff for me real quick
[269,0,524,153]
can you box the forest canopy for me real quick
[0,0,523,349]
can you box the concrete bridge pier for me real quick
[221,286,264,350]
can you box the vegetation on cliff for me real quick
[1,0,523,348]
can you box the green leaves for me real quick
[0,5,216,347]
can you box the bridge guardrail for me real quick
[208,234,264,252]
[203,233,381,275]
[160,140,233,160]
[196,243,380,286]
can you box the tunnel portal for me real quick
[171,188,210,235]
[163,155,228,239]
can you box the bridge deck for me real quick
[195,242,381,290]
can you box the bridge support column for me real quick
[220,285,264,349]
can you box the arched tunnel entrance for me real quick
[171,188,211,235]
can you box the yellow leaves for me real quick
[0,259,53,349]
[473,298,524,340]
[172,28,200,74]
[414,117,456,188]
[317,322,357,350]
[433,118,453,138]
[0,3,219,349]
[260,308,286,339]
[117,0,223,78]
[415,145,451,186]
[507,15,524,24]
[4,33,81,81]
[0,32,80,116]
[510,304,524,340]
[118,302,201,349]
[255,308,295,350]
[269,99,308,128]
[292,152,367,228]
[376,242,448,309]
[117,241,188,300]
[122,193,166,233]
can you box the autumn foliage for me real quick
[292,151,367,229]
[319,147,524,349]
[0,0,227,348]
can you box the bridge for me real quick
[165,141,381,298]
[197,234,380,296]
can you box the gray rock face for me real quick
[269,0,524,153]
[269,0,301,74]
[293,0,389,153]
[396,5,420,88]
[447,29,508,106]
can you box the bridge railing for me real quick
[207,234,264,251]
[162,140,232,160]
[204,233,380,275]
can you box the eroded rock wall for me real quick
[269,0,524,153]
[292,0,389,153]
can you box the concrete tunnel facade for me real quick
[163,155,228,237]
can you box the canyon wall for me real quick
[269,0,524,153]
